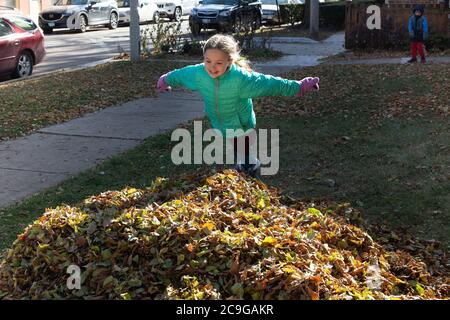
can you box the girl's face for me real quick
[204,49,232,79]
[415,10,421,16]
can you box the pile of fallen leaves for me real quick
[0,170,448,300]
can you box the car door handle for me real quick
[13,40,20,46]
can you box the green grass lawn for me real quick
[0,62,449,253]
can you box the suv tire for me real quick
[153,11,160,23]
[108,12,118,29]
[172,7,182,22]
[252,14,261,31]
[190,22,201,36]
[232,16,242,33]
[78,15,87,33]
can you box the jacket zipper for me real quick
[215,79,221,123]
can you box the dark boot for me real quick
[234,160,261,179]
[407,57,417,63]
[243,160,261,179]
[421,57,426,64]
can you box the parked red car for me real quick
[0,7,46,78]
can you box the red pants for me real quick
[411,41,425,59]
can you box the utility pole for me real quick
[310,0,319,40]
[130,0,140,62]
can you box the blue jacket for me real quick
[408,7,428,42]
[166,63,301,137]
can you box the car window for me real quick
[4,15,37,31]
[261,0,290,4]
[203,0,238,5]
[54,0,89,5]
[117,0,130,7]
[0,19,14,37]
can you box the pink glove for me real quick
[156,73,172,92]
[297,77,320,97]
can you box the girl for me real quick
[157,34,320,178]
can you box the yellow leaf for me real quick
[282,265,296,273]
[202,222,215,231]
[307,208,323,217]
[257,198,266,209]
[262,236,277,246]
[127,188,138,194]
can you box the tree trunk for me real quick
[130,0,141,62]
[310,0,319,40]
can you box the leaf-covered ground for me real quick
[0,170,448,300]
[253,63,449,119]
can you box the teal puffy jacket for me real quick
[165,63,300,137]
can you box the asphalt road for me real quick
[0,18,191,82]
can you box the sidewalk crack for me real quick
[36,131,142,141]
[0,167,70,175]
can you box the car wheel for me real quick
[252,15,261,31]
[232,16,242,33]
[78,15,87,33]
[153,11,160,23]
[43,27,53,34]
[12,51,33,78]
[108,12,118,29]
[190,22,201,36]
[172,7,182,22]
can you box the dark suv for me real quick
[189,0,262,36]
[39,0,119,34]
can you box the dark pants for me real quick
[233,136,251,165]
[411,41,425,59]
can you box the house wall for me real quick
[0,0,54,23]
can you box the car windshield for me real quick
[53,0,89,5]
[261,0,292,4]
[117,0,130,7]
[202,0,239,5]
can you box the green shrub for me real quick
[279,3,304,26]
[181,40,205,56]
[426,32,450,51]
[141,20,183,57]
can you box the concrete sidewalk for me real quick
[322,56,450,65]
[1,33,348,209]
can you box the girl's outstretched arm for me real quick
[157,64,203,92]
[238,69,319,98]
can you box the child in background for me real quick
[156,34,319,178]
[408,4,429,63]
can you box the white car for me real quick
[117,0,160,24]
[155,0,198,22]
[261,0,303,24]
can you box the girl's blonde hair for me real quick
[203,34,252,72]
